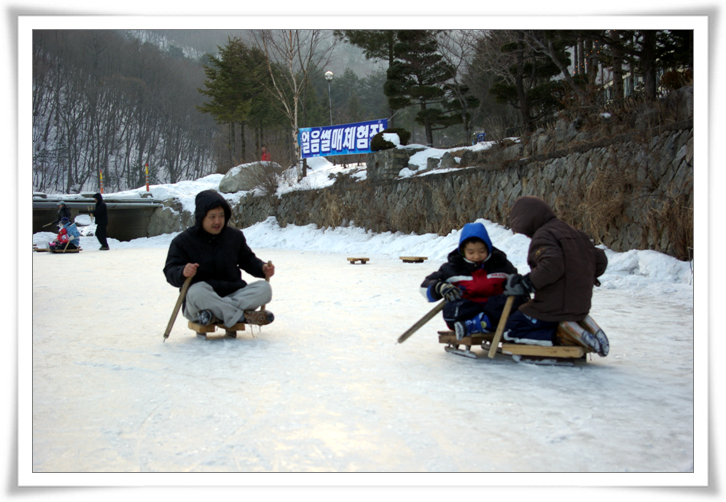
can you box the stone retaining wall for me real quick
[147,120,694,261]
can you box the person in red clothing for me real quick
[421,222,527,340]
[261,145,271,162]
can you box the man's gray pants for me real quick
[183,280,272,328]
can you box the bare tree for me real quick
[250,29,336,179]
[436,30,482,144]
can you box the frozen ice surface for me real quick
[28,219,697,479]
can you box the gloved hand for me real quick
[435,282,462,302]
[504,273,535,296]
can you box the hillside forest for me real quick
[31,29,693,194]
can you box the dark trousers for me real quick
[442,294,526,330]
[96,224,109,248]
[503,310,559,344]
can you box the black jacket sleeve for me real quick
[163,237,190,289]
[236,233,266,279]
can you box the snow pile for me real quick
[110,174,226,214]
[239,217,693,302]
[382,132,401,146]
[104,141,505,202]
[275,156,367,196]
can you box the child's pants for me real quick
[183,280,272,328]
[443,294,525,330]
[502,310,559,346]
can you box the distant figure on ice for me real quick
[51,201,72,228]
[49,217,80,252]
[82,193,110,250]
[421,222,527,340]
[163,189,275,329]
[502,196,609,354]
[261,144,271,162]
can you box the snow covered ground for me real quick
[23,95,706,495]
[27,209,701,485]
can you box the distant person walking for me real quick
[261,145,271,162]
[49,201,72,228]
[88,193,109,250]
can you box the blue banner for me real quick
[299,119,388,158]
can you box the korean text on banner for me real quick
[299,119,388,158]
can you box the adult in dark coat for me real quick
[502,196,608,349]
[52,202,72,227]
[163,190,275,328]
[91,193,109,250]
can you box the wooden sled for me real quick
[188,321,246,340]
[400,256,427,263]
[47,246,82,254]
[347,257,369,264]
[438,316,603,365]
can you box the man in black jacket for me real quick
[91,193,109,250]
[163,190,275,328]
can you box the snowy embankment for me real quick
[36,139,694,305]
[33,213,694,305]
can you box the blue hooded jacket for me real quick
[62,221,81,246]
[420,222,518,303]
[457,222,493,259]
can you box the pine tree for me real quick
[197,37,265,163]
[383,30,460,147]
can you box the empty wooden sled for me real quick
[400,256,427,263]
[347,257,370,264]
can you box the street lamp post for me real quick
[324,70,334,126]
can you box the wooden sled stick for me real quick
[397,300,445,344]
[163,275,193,342]
[488,295,515,358]
[261,261,272,311]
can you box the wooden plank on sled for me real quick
[500,344,587,358]
[438,330,495,346]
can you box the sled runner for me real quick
[347,257,370,264]
[400,256,427,263]
[188,321,247,340]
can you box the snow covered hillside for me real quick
[63,142,497,214]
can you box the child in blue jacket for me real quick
[421,222,527,339]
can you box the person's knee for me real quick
[185,281,214,306]
[258,281,272,303]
